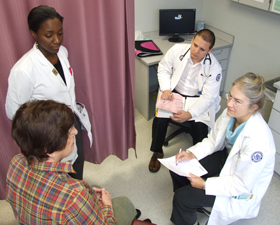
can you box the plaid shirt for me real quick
[6,154,116,225]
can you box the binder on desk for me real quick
[135,40,163,58]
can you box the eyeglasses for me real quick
[226,93,250,107]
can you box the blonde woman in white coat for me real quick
[170,73,275,225]
[5,6,92,180]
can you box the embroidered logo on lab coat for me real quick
[251,151,263,163]
[216,74,221,82]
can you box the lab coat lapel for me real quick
[33,45,53,76]
[58,51,72,89]
[171,47,190,90]
[214,115,230,149]
[197,69,205,92]
[34,44,70,89]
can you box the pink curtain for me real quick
[0,0,135,199]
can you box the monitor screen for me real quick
[159,9,196,42]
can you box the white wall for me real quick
[203,0,280,92]
[135,0,280,93]
[135,0,204,32]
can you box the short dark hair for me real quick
[194,29,215,49]
[12,100,75,164]
[28,5,63,32]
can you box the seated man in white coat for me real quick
[149,29,222,173]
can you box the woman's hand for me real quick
[175,150,196,164]
[187,173,205,189]
[93,187,102,197]
[171,110,192,123]
[93,188,113,208]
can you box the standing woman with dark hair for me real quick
[170,73,275,225]
[5,5,92,180]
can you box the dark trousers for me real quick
[170,148,228,225]
[69,114,84,180]
[150,117,208,153]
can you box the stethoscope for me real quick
[179,48,212,77]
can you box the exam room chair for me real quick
[164,93,225,146]
[163,120,191,146]
[197,207,212,225]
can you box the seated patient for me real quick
[6,100,137,225]
[170,73,275,225]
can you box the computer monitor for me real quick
[159,9,196,43]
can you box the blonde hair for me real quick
[232,72,265,111]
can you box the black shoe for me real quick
[143,219,151,222]
[135,209,141,219]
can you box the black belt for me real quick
[173,89,199,98]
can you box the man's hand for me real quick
[171,110,192,123]
[161,90,173,101]
[187,173,205,189]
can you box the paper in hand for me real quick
[158,156,208,177]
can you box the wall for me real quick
[135,0,204,32]
[202,0,280,91]
[135,0,280,93]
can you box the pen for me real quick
[176,147,182,166]
[164,97,169,103]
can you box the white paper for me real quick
[155,108,173,118]
[158,156,208,177]
[184,97,210,122]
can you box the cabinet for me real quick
[238,0,270,10]
[232,0,280,14]
[268,82,280,175]
[270,0,280,14]
[211,47,231,94]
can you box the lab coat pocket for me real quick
[225,196,252,221]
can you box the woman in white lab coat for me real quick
[5,5,92,180]
[170,73,275,225]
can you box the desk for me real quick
[135,25,234,120]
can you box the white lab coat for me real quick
[158,44,222,128]
[5,44,93,163]
[187,109,275,224]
